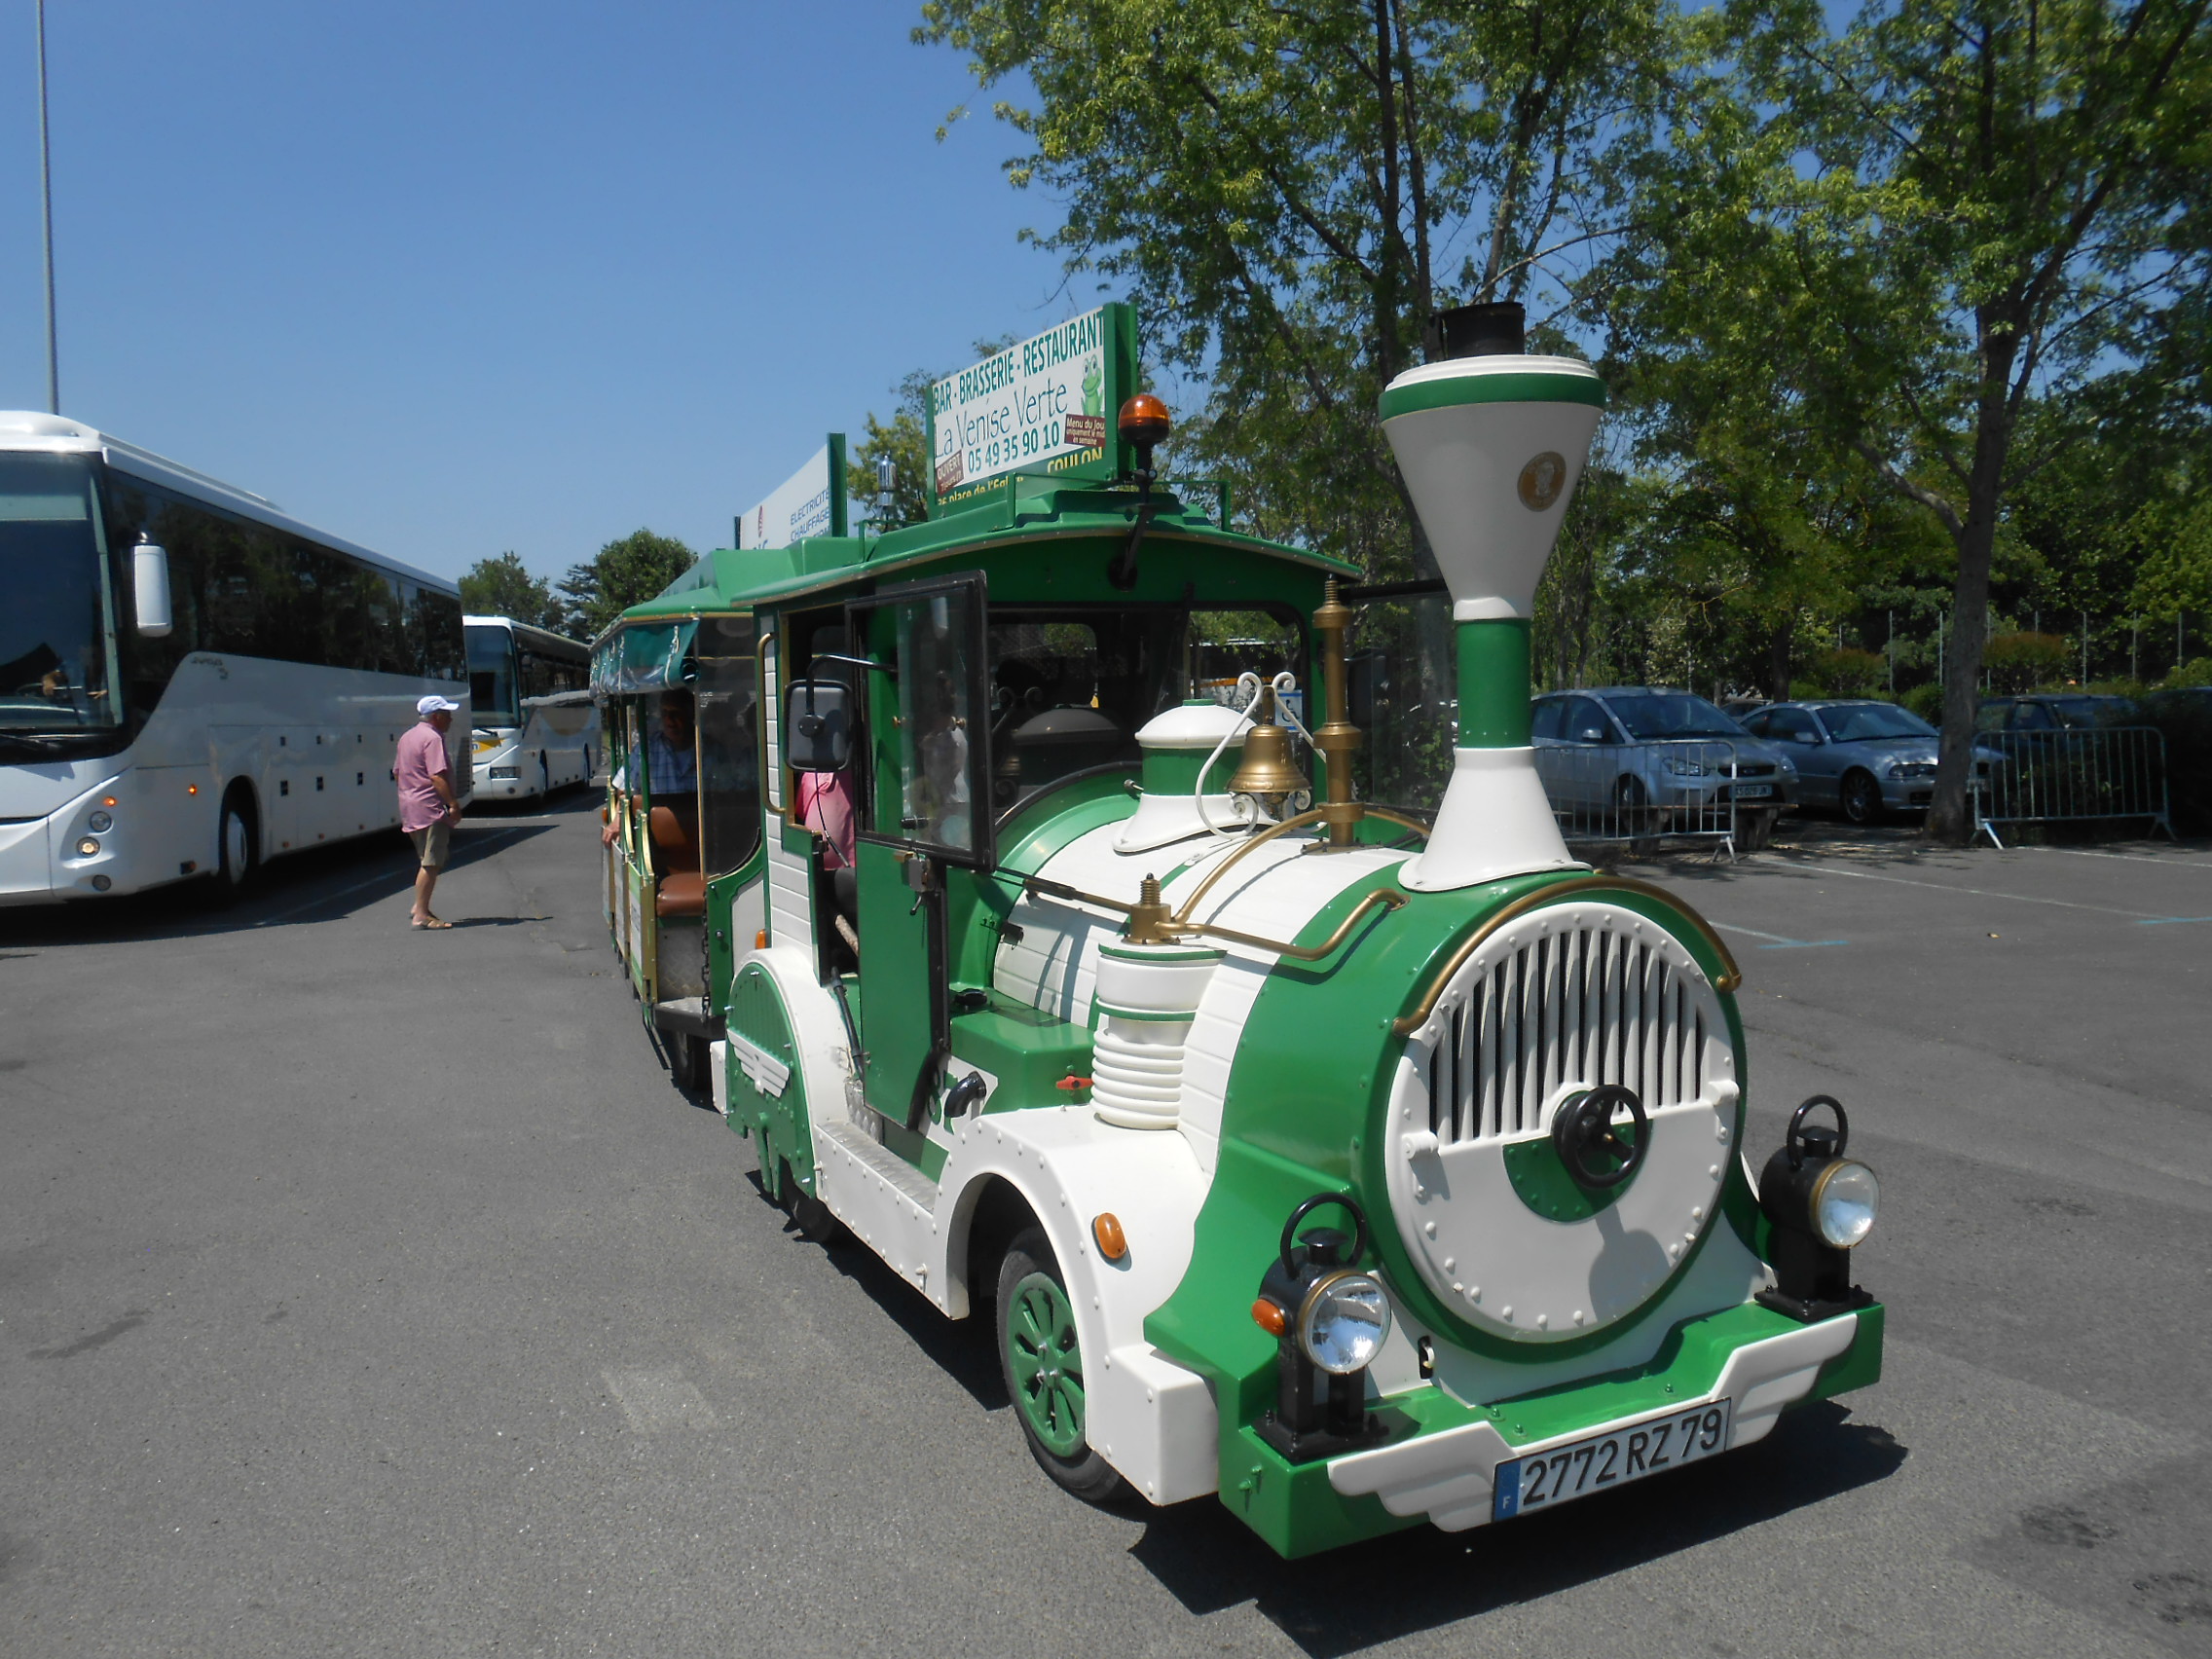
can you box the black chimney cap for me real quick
[1422,301,1526,361]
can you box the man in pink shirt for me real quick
[396,695,463,929]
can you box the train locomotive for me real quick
[595,311,1883,1558]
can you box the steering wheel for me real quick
[1551,1085,1649,1191]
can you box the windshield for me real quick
[1603,691,1741,741]
[1814,703,1935,742]
[2050,695,2132,727]
[0,452,122,733]
[466,624,518,724]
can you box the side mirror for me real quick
[133,539,172,637]
[784,679,851,773]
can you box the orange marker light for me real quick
[755,929,768,950]
[102,795,118,807]
[1252,1299,1287,1338]
[1091,1213,1127,1262]
[186,785,199,795]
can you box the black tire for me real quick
[1614,774,1655,837]
[213,786,259,902]
[778,1157,844,1243]
[995,1226,1126,1503]
[1841,769,1883,826]
[668,1030,703,1090]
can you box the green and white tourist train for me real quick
[593,304,1883,1557]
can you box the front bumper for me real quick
[1223,1301,1881,1557]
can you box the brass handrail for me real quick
[1017,870,1404,963]
[1389,874,1745,1037]
[1169,807,1328,921]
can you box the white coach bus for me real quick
[0,411,469,904]
[463,614,598,802]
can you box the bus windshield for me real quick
[0,452,122,732]
[466,625,519,724]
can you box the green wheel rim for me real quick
[1006,1270,1087,1458]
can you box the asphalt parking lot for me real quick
[3,800,2208,1658]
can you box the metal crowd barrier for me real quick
[1972,726,2175,847]
[1535,740,1745,859]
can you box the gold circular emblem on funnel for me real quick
[1517,452,1567,512]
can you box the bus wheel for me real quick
[215,788,259,899]
[996,1226,1126,1503]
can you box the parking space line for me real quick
[1713,922,1850,949]
[1811,862,2163,918]
[2018,846,2212,871]
[2137,916,2212,926]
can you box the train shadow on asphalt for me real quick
[753,1184,1014,1411]
[1125,1403,1909,1656]
[0,816,561,945]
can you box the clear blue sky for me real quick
[0,1,1083,586]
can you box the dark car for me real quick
[1976,693,2139,735]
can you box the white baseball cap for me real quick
[417,695,461,716]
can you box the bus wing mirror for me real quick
[133,540,172,637]
[784,680,852,772]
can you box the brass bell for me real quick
[1227,685,1311,803]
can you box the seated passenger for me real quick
[601,689,697,847]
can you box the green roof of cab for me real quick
[1377,362,1607,424]
[608,477,1356,625]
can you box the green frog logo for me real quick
[1082,355,1103,416]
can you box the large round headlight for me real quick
[88,810,113,832]
[1298,1272,1391,1375]
[1810,1161,1879,1248]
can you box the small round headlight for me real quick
[1298,1271,1391,1375]
[1810,1160,1879,1248]
[76,836,101,858]
[88,810,113,832]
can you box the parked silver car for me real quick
[1531,687,1798,844]
[1736,698,1962,823]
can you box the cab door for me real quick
[847,574,993,1135]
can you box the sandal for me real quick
[411,916,454,930]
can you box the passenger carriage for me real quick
[593,308,1884,1556]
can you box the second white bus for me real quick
[463,615,598,802]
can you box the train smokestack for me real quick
[1380,321,1605,891]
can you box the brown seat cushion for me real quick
[655,869,707,917]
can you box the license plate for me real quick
[1493,1398,1733,1521]
[1732,784,1773,799]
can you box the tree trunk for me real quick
[1766,617,1793,698]
[1926,319,2021,843]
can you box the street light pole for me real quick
[36,0,60,415]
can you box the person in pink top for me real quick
[395,695,463,929]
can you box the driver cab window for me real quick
[852,578,993,866]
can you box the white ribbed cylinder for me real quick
[1091,941,1223,1131]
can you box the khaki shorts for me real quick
[408,820,452,870]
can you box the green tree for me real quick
[918,0,1680,577]
[556,530,697,639]
[458,551,560,630]
[846,369,940,533]
[1610,0,2211,838]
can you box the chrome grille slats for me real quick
[1415,907,1726,1149]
